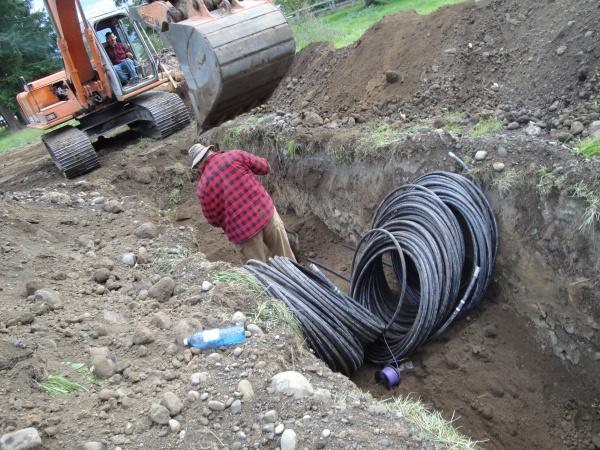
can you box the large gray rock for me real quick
[0,427,43,450]
[148,277,175,302]
[133,223,159,239]
[271,371,314,399]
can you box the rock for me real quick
[493,162,505,172]
[303,112,324,127]
[312,388,332,405]
[132,325,155,345]
[525,125,541,137]
[93,268,111,284]
[80,443,106,450]
[246,324,264,336]
[103,200,123,214]
[263,410,279,424]
[149,403,171,425]
[201,281,212,292]
[168,419,181,433]
[25,281,44,297]
[497,146,508,157]
[121,253,136,267]
[0,427,43,450]
[89,347,116,379]
[148,277,175,302]
[237,379,255,401]
[569,121,585,135]
[507,121,520,130]
[33,289,63,310]
[161,392,183,416]
[230,399,242,414]
[207,400,225,411]
[190,372,209,386]
[232,311,246,325]
[150,311,172,329]
[173,319,202,345]
[271,371,314,399]
[280,429,298,450]
[133,223,158,239]
[474,151,487,161]
[385,71,399,83]
[556,45,566,56]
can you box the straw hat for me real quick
[189,144,214,169]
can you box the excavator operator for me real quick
[105,32,139,86]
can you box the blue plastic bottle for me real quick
[183,325,246,349]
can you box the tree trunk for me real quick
[0,102,23,132]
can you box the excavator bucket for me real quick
[164,0,295,132]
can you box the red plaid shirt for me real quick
[197,150,274,243]
[106,41,130,64]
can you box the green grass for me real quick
[252,298,304,339]
[468,117,503,137]
[386,395,486,450]
[571,137,600,158]
[0,127,43,155]
[292,0,475,51]
[0,119,82,155]
[571,181,600,233]
[491,169,522,197]
[155,244,191,273]
[214,269,262,292]
[36,375,87,396]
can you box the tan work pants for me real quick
[235,210,297,264]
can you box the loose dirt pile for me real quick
[1,0,599,449]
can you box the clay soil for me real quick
[1,0,600,449]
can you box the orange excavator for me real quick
[17,0,295,178]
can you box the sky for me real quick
[31,0,124,19]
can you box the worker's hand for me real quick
[126,52,133,59]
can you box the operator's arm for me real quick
[237,150,271,176]
[117,42,133,59]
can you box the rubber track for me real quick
[41,126,100,179]
[130,92,190,138]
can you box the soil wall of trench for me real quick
[204,125,600,393]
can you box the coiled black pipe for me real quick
[351,172,498,364]
[244,257,386,375]
[244,171,497,373]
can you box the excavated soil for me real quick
[1,0,600,449]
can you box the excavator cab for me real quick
[92,12,160,95]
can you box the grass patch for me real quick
[386,395,486,450]
[0,119,80,155]
[36,375,87,396]
[468,117,503,137]
[155,244,191,273]
[282,139,305,159]
[571,181,600,233]
[169,189,182,205]
[571,137,600,158]
[536,166,564,198]
[356,122,402,159]
[252,298,303,338]
[443,124,463,137]
[491,169,522,197]
[291,0,474,51]
[214,269,262,292]
[443,111,466,121]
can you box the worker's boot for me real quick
[286,230,300,261]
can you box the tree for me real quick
[0,0,63,132]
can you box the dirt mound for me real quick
[270,0,599,128]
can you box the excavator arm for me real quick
[129,0,295,132]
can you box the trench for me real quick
[174,126,599,450]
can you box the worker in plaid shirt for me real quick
[189,144,297,263]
